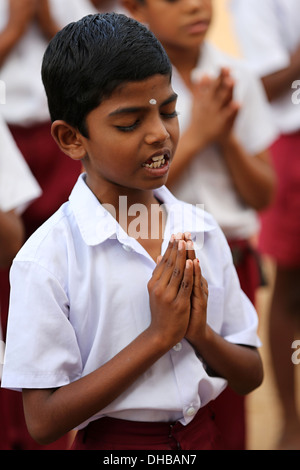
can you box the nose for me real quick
[184,0,205,12]
[145,116,170,145]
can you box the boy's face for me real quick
[80,74,179,198]
[124,0,213,51]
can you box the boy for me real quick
[2,13,263,450]
[122,0,277,449]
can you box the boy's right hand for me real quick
[147,236,193,350]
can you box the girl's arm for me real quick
[35,0,60,40]
[22,239,193,445]
[0,0,37,67]
[0,209,24,267]
[220,134,276,211]
[261,43,300,102]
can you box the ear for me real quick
[51,120,86,161]
[121,0,147,23]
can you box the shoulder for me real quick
[15,203,74,268]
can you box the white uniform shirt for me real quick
[171,42,278,240]
[0,114,41,213]
[230,0,300,134]
[0,114,41,377]
[0,0,104,126]
[2,174,261,429]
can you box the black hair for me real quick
[41,12,172,137]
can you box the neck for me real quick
[167,43,199,69]
[164,44,201,89]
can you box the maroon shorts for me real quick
[228,238,263,305]
[259,132,300,267]
[71,404,224,450]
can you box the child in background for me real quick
[122,0,277,449]
[2,13,263,450]
[0,0,117,240]
[0,0,116,450]
[0,116,41,267]
[230,0,300,450]
[0,114,41,448]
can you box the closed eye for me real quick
[161,110,178,119]
[115,120,141,132]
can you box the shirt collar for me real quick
[69,174,215,247]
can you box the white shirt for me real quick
[2,174,261,429]
[230,0,300,134]
[0,114,41,213]
[0,0,108,126]
[171,42,278,240]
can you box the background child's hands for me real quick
[148,236,193,349]
[188,67,240,149]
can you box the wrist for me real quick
[187,324,214,357]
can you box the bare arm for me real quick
[35,0,60,41]
[220,135,276,211]
[22,238,194,445]
[0,209,24,267]
[0,0,37,67]
[262,43,300,102]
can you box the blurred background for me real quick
[208,1,300,450]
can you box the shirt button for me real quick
[122,244,132,252]
[186,406,196,417]
[173,342,182,352]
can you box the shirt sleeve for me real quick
[230,0,290,76]
[0,116,42,213]
[2,259,83,391]
[232,61,278,155]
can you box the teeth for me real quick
[144,155,166,169]
[145,158,165,169]
[152,155,164,162]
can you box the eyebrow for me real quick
[108,93,178,117]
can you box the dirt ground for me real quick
[245,258,300,450]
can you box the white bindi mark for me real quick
[149,99,157,105]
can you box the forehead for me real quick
[103,74,174,110]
